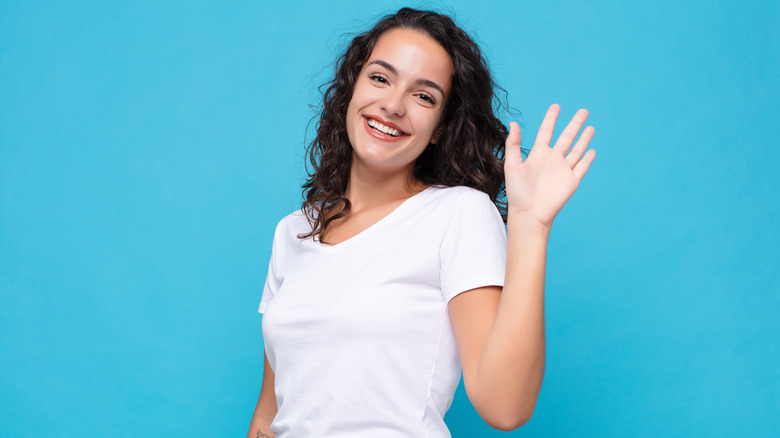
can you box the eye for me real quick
[416,93,436,105]
[369,74,388,84]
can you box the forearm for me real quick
[471,211,549,427]
[248,427,274,438]
[247,353,277,438]
[247,401,275,438]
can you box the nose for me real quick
[380,89,405,117]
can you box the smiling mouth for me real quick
[366,118,406,137]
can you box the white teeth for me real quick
[367,119,402,137]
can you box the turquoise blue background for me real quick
[2,1,778,436]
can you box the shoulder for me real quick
[426,186,505,235]
[426,185,490,200]
[271,209,314,242]
[279,208,310,229]
[426,185,498,212]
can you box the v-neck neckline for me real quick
[315,186,433,250]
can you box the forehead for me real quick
[367,28,453,91]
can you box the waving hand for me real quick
[504,104,596,229]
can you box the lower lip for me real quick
[363,118,406,142]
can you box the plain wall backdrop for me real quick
[1,1,778,437]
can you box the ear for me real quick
[431,127,442,144]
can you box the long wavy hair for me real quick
[300,7,508,239]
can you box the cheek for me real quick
[414,111,442,137]
[346,91,363,128]
[346,87,370,126]
[349,79,373,105]
[345,103,358,145]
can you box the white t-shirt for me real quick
[259,185,507,437]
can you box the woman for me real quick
[248,7,595,438]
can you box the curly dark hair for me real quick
[300,7,508,239]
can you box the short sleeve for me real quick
[439,190,507,302]
[258,220,285,314]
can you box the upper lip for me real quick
[364,115,409,135]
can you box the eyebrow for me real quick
[366,59,446,96]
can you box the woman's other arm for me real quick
[449,105,595,430]
[247,353,278,438]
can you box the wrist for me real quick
[506,209,552,236]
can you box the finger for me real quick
[504,121,523,162]
[534,104,560,148]
[506,121,522,147]
[553,108,589,155]
[565,125,595,168]
[573,148,596,181]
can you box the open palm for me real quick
[504,104,596,229]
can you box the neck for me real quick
[346,160,426,213]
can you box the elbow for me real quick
[467,373,543,431]
[484,407,535,431]
[475,394,539,431]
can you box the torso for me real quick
[259,186,508,438]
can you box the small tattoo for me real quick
[256,431,272,438]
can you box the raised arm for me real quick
[449,104,596,430]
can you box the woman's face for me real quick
[346,28,453,179]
